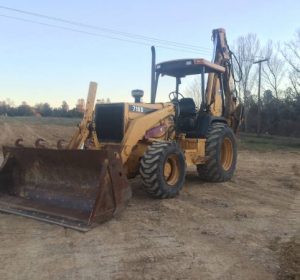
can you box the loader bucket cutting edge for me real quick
[0,147,131,231]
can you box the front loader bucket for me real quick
[0,147,131,231]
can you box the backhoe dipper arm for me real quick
[205,29,237,121]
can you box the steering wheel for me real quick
[168,91,184,101]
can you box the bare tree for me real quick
[231,34,261,131]
[184,76,201,108]
[281,29,300,72]
[76,98,85,113]
[281,29,300,96]
[232,34,261,101]
[5,98,14,107]
[261,41,285,98]
[61,101,69,112]
[289,71,300,95]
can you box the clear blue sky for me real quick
[0,0,299,107]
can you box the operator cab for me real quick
[156,58,225,77]
[151,49,226,138]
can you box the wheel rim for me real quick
[221,137,233,171]
[163,154,180,186]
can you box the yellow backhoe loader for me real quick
[0,28,242,231]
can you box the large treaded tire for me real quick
[197,122,237,182]
[139,142,186,198]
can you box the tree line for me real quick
[0,98,111,118]
[232,29,300,137]
[0,99,84,118]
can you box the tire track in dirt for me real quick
[0,122,15,145]
[114,185,274,279]
[24,124,43,139]
[0,122,14,164]
[286,191,300,236]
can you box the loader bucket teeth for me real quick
[35,138,48,148]
[0,147,131,231]
[15,138,24,147]
[57,139,67,150]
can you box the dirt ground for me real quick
[0,117,299,280]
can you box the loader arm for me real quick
[120,104,175,163]
[67,81,98,149]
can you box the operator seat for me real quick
[179,98,197,116]
[177,98,197,132]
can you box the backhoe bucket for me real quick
[0,147,131,231]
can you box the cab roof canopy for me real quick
[156,58,225,78]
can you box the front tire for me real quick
[197,122,237,182]
[140,142,186,198]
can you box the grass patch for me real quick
[0,116,80,127]
[238,133,300,151]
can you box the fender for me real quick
[186,114,227,138]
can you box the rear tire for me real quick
[197,122,237,182]
[140,142,186,198]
